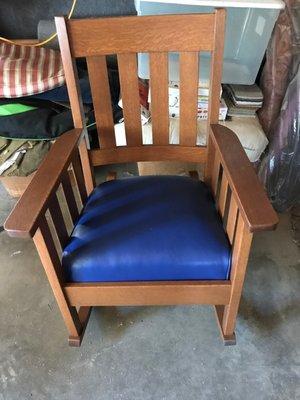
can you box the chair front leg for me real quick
[33,216,91,347]
[215,213,253,345]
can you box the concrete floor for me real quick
[0,179,299,400]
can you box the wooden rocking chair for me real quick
[4,10,278,346]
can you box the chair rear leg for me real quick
[68,306,92,347]
[215,305,236,345]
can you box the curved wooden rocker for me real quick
[4,10,278,346]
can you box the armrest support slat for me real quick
[210,124,278,232]
[4,129,83,238]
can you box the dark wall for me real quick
[0,0,136,38]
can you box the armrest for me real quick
[210,124,278,232]
[4,128,83,238]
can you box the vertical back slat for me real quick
[86,56,116,149]
[117,53,142,146]
[211,154,220,198]
[226,194,239,244]
[78,139,95,196]
[71,150,88,205]
[48,194,69,249]
[61,173,79,224]
[179,52,199,146]
[149,52,169,145]
[218,172,229,218]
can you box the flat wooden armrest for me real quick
[4,128,84,238]
[210,124,278,232]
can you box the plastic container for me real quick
[135,0,285,84]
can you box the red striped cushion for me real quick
[0,43,65,98]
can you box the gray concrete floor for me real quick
[0,180,299,400]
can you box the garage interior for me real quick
[0,1,299,399]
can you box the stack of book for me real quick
[223,84,263,118]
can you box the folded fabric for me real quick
[0,140,51,177]
[0,43,65,98]
[223,93,258,117]
[224,84,263,107]
[224,84,263,101]
[0,108,73,140]
[27,66,121,107]
[30,68,93,104]
[0,138,28,165]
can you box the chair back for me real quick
[55,10,226,166]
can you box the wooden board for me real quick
[67,14,216,57]
[210,124,278,232]
[150,52,169,146]
[91,146,207,165]
[86,55,115,149]
[64,281,231,306]
[179,52,199,146]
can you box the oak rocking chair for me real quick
[4,10,278,346]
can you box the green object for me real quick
[0,103,37,116]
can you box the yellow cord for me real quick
[0,0,77,47]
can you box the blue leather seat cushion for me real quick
[62,175,231,282]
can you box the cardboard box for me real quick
[0,172,35,198]
[0,167,78,198]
